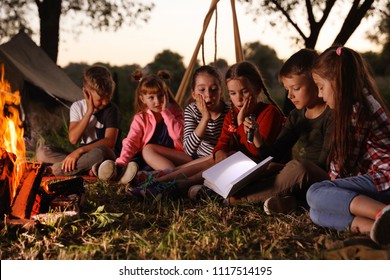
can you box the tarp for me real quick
[0,30,81,105]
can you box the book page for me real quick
[228,156,273,196]
[202,152,256,197]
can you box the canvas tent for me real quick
[0,31,83,149]
[0,30,82,107]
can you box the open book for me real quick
[202,151,273,199]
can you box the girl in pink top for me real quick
[97,70,184,183]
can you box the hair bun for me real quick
[157,70,171,81]
[131,69,143,81]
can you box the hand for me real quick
[194,94,211,120]
[162,93,168,111]
[237,96,252,125]
[215,150,228,163]
[61,149,83,173]
[243,115,259,134]
[83,87,95,114]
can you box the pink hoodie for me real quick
[115,104,184,166]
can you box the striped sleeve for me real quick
[184,103,202,156]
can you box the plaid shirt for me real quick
[330,93,390,191]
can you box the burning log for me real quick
[9,162,45,219]
[0,148,15,218]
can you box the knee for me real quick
[285,159,306,175]
[306,182,323,208]
[142,144,157,156]
[95,146,116,160]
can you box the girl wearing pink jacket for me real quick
[96,70,185,184]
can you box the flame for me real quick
[0,64,27,201]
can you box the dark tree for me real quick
[0,0,155,63]
[239,0,384,49]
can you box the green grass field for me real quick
[2,179,387,260]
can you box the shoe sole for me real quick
[118,162,139,184]
[263,196,297,215]
[90,163,100,177]
[188,184,203,200]
[98,160,116,181]
[370,206,390,245]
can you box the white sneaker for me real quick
[89,162,100,177]
[98,160,117,181]
[118,162,139,184]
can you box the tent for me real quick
[0,30,82,107]
[0,31,83,148]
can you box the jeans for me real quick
[307,174,390,231]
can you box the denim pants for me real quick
[307,174,390,231]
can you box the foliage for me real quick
[0,0,155,43]
[0,180,371,260]
[243,42,285,107]
[0,0,155,62]
[366,1,389,47]
[146,50,186,96]
[239,0,384,49]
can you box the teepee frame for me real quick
[175,0,244,105]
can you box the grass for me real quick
[0,179,379,260]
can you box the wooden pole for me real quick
[175,0,220,105]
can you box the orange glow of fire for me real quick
[0,64,27,200]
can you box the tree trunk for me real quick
[36,0,62,63]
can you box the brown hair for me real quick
[131,69,180,113]
[312,45,389,174]
[83,65,115,98]
[279,48,318,80]
[225,61,283,127]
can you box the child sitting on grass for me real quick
[127,61,284,200]
[307,46,390,245]
[226,48,333,215]
[97,70,184,184]
[36,65,122,176]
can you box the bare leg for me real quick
[142,144,192,170]
[350,194,386,233]
[156,157,215,183]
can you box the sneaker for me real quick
[98,160,117,181]
[188,185,203,200]
[370,205,390,245]
[89,162,100,177]
[141,179,177,198]
[126,179,159,199]
[125,186,144,199]
[118,162,139,184]
[133,169,173,185]
[263,195,297,215]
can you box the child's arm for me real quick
[115,115,144,166]
[162,104,184,141]
[61,127,119,172]
[184,102,209,156]
[68,90,94,144]
[243,105,284,157]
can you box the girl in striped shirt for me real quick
[183,65,229,159]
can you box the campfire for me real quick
[0,65,84,225]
